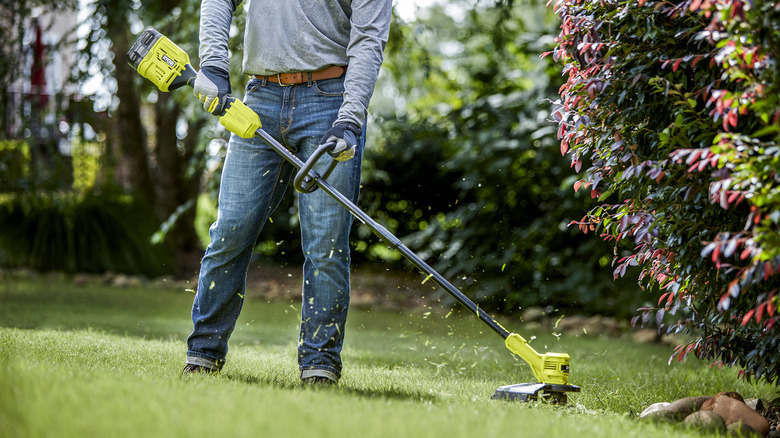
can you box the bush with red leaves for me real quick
[548,0,780,385]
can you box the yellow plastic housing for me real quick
[219,99,262,138]
[505,333,570,385]
[135,35,192,93]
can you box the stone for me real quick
[702,392,745,410]
[666,396,714,420]
[579,315,622,336]
[521,307,546,323]
[728,421,763,437]
[632,329,659,343]
[721,391,745,402]
[72,273,94,286]
[639,402,673,421]
[557,315,587,333]
[684,410,727,433]
[744,398,764,412]
[705,394,770,436]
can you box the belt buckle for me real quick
[276,73,294,87]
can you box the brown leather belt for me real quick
[254,65,347,86]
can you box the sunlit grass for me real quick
[0,276,774,438]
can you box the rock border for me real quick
[640,392,778,437]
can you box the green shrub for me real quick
[550,0,779,384]
[0,140,31,191]
[361,92,639,316]
[0,192,173,276]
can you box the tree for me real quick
[550,0,780,384]
[78,0,233,271]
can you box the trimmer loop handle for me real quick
[293,142,339,193]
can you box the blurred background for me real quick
[0,0,643,318]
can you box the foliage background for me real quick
[549,0,779,384]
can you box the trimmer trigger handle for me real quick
[294,143,339,194]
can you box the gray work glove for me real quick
[320,122,360,162]
[193,65,231,116]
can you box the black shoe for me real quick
[182,364,214,374]
[303,376,336,386]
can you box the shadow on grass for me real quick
[221,371,440,402]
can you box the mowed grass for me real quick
[0,272,774,438]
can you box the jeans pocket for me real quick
[246,78,263,94]
[313,78,345,97]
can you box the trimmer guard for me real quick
[492,383,581,404]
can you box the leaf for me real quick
[741,309,755,326]
[701,241,717,257]
[723,238,738,258]
[729,280,740,298]
[756,302,765,323]
[712,242,721,262]
[686,149,703,165]
[719,295,731,311]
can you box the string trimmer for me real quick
[127,28,581,404]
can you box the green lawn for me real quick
[0,272,774,438]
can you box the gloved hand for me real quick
[193,66,231,115]
[320,122,360,162]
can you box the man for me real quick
[183,0,392,385]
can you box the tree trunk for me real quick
[154,92,203,251]
[105,13,155,203]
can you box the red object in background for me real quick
[30,21,48,108]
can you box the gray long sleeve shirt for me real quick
[199,0,392,128]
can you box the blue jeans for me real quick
[186,76,364,382]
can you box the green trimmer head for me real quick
[492,383,581,404]
[489,332,581,403]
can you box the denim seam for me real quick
[261,160,288,225]
[186,352,224,369]
[300,365,341,379]
[279,86,297,146]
